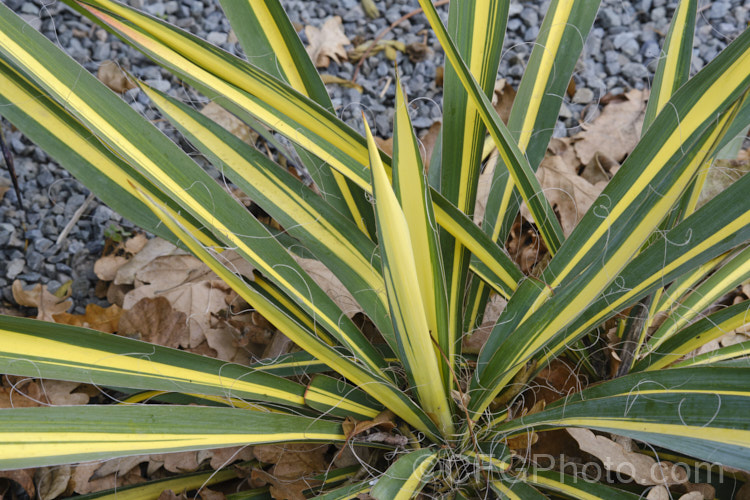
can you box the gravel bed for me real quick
[1,0,747,313]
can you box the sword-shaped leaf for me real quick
[491,367,750,471]
[370,449,439,500]
[366,118,453,435]
[0,405,346,470]
[392,81,450,384]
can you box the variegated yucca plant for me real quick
[1,0,749,498]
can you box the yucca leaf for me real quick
[134,185,442,441]
[218,0,372,234]
[369,449,439,500]
[538,32,750,292]
[58,0,532,277]
[66,0,376,191]
[392,81,450,384]
[0,315,308,409]
[438,0,508,372]
[471,166,750,415]
[482,0,601,244]
[0,405,346,470]
[417,0,565,254]
[137,80,395,348]
[642,0,697,131]
[471,40,750,397]
[514,470,642,499]
[672,340,750,368]
[490,478,547,499]
[492,367,750,471]
[0,3,389,380]
[304,374,384,420]
[0,58,213,248]
[432,193,523,298]
[366,118,454,436]
[72,466,241,500]
[634,300,750,371]
[313,481,371,500]
[645,245,750,351]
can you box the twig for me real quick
[351,0,451,83]
[56,192,96,246]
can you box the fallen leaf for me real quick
[294,256,361,318]
[374,136,393,156]
[69,460,144,495]
[348,40,404,62]
[320,74,363,92]
[571,88,648,165]
[41,380,90,406]
[12,280,72,321]
[361,0,379,18]
[305,16,350,68]
[114,237,185,285]
[492,79,516,124]
[253,443,328,500]
[97,60,137,93]
[526,154,605,236]
[646,485,669,500]
[118,296,189,348]
[53,303,122,333]
[567,428,688,486]
[133,254,205,289]
[418,121,442,170]
[201,102,259,146]
[405,41,430,62]
[0,468,35,498]
[36,465,71,500]
[342,410,397,440]
[463,293,506,354]
[94,255,130,281]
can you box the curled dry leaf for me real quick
[53,303,122,333]
[12,279,72,322]
[305,16,350,68]
[526,154,604,236]
[0,468,35,498]
[96,60,137,93]
[253,443,329,500]
[294,256,362,318]
[571,88,648,165]
[69,460,144,496]
[463,293,506,354]
[201,101,259,146]
[114,237,185,285]
[567,428,689,486]
[36,465,71,500]
[118,296,189,348]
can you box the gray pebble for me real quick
[622,62,649,79]
[573,87,595,104]
[6,258,25,280]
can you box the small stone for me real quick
[92,41,110,61]
[598,8,622,28]
[26,251,44,272]
[206,31,228,45]
[708,1,729,19]
[622,62,649,79]
[143,79,171,93]
[6,258,25,280]
[573,87,595,104]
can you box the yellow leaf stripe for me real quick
[132,186,441,441]
[0,430,343,460]
[0,23,385,377]
[0,330,303,405]
[367,120,454,436]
